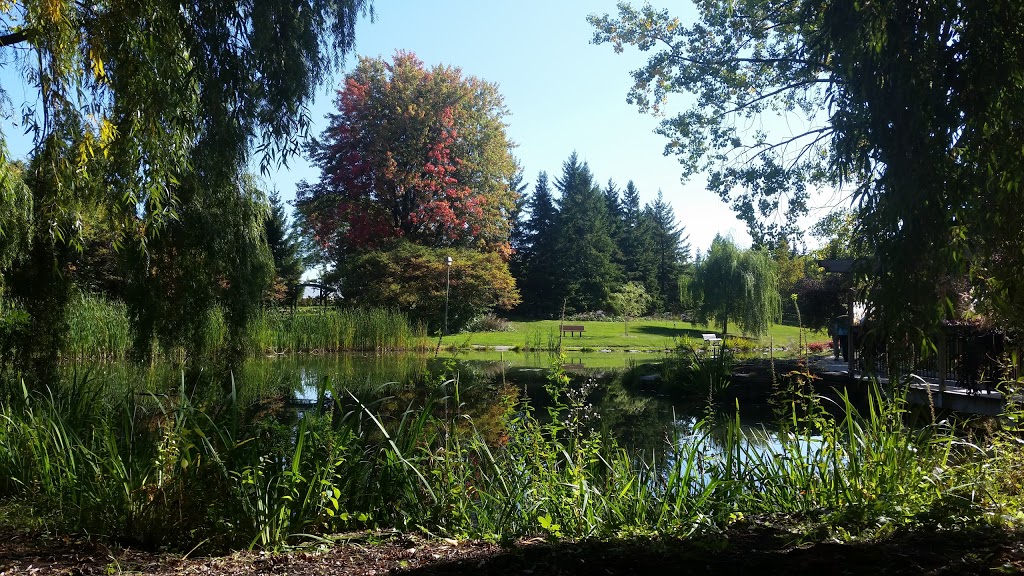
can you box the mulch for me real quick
[3,523,1024,575]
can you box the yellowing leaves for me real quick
[89,47,105,81]
[98,118,117,156]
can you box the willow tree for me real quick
[0,1,370,382]
[0,160,30,287]
[694,235,780,337]
[591,0,1024,342]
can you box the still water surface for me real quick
[77,350,794,457]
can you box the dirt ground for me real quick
[3,523,1024,576]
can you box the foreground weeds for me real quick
[0,362,1018,553]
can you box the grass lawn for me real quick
[437,318,827,352]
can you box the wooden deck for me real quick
[810,357,1007,416]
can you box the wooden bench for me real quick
[560,324,585,337]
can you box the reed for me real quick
[57,295,428,360]
[0,368,998,553]
[64,293,134,360]
[249,306,428,353]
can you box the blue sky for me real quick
[263,0,754,254]
[276,0,757,252]
[2,1,845,253]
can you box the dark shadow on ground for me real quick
[400,524,1021,576]
[631,325,708,339]
[1,522,1022,575]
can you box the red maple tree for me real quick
[298,52,516,261]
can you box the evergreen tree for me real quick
[264,192,304,305]
[507,164,531,258]
[603,179,624,254]
[647,191,690,310]
[622,181,642,226]
[619,181,659,301]
[633,209,661,299]
[516,172,561,316]
[553,153,622,313]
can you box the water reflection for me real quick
[70,351,803,460]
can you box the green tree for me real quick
[645,191,689,311]
[295,53,519,323]
[811,210,863,262]
[343,241,519,332]
[553,153,622,313]
[603,179,625,256]
[772,237,808,318]
[608,282,652,336]
[694,235,780,337]
[1,0,370,384]
[516,172,561,316]
[0,158,31,287]
[618,181,658,297]
[590,0,1024,339]
[264,191,304,305]
[507,163,530,260]
[125,174,274,368]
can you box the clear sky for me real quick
[264,0,757,254]
[1,1,845,254]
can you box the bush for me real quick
[343,241,520,333]
[464,314,513,333]
[566,310,610,322]
[808,341,832,353]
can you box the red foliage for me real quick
[298,52,516,257]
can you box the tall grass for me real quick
[59,295,428,359]
[0,365,1001,552]
[250,307,428,353]
[65,294,134,360]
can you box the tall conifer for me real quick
[553,153,622,313]
[517,172,561,315]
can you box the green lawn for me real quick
[438,318,826,352]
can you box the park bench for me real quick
[702,333,723,357]
[560,324,585,337]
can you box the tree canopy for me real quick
[0,0,371,382]
[694,235,780,337]
[590,0,1024,339]
[297,52,518,264]
[512,158,691,318]
[295,52,520,330]
[264,191,305,305]
[552,153,622,314]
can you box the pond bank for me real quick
[3,523,1022,575]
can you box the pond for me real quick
[71,349,791,457]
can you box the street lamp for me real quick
[444,255,453,336]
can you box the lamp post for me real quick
[444,256,453,336]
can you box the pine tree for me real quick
[619,181,658,298]
[553,153,622,313]
[634,208,662,300]
[603,179,624,255]
[516,172,561,316]
[508,164,531,258]
[622,181,642,225]
[647,191,690,311]
[264,191,304,305]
